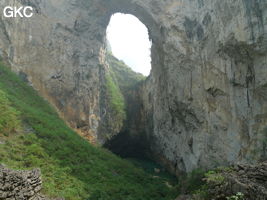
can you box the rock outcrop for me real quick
[205,162,267,200]
[0,165,45,200]
[175,162,267,200]
[0,0,266,173]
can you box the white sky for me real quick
[106,13,152,76]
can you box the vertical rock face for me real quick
[0,0,105,143]
[0,0,266,173]
[145,0,267,174]
[138,0,267,174]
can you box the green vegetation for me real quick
[104,52,145,126]
[0,134,88,198]
[180,168,206,194]
[0,89,21,135]
[106,52,145,93]
[205,170,225,185]
[105,73,126,123]
[105,52,146,136]
[104,53,145,135]
[226,192,244,200]
[180,167,235,200]
[127,158,177,183]
[0,62,179,199]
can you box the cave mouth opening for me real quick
[106,13,152,76]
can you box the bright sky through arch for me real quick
[106,13,152,76]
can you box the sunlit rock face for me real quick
[0,0,266,173]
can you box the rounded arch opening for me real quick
[106,13,152,76]
[99,3,163,160]
[102,12,156,159]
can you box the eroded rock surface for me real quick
[138,0,267,174]
[0,165,45,200]
[0,0,266,173]
[206,162,267,200]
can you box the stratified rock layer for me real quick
[175,162,267,200]
[0,0,266,173]
[0,165,44,200]
[207,162,267,200]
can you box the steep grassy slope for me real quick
[0,62,179,200]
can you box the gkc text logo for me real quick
[3,6,33,18]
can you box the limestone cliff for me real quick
[139,0,267,174]
[0,0,266,174]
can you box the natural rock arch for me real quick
[83,0,166,144]
[0,0,266,174]
[95,0,164,75]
